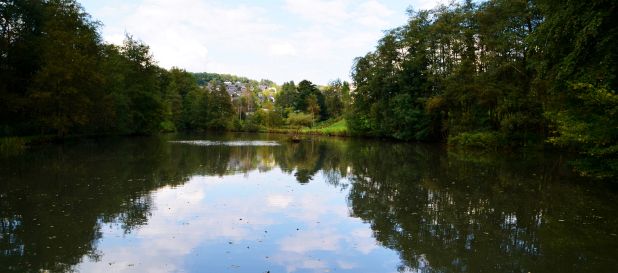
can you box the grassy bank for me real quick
[258,119,350,137]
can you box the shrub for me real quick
[160,120,176,132]
[286,112,314,128]
[448,131,500,150]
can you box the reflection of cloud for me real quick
[348,228,379,254]
[280,229,341,253]
[77,174,280,273]
[272,252,329,273]
[288,194,349,223]
[267,194,294,208]
[337,260,357,270]
[273,227,378,272]
[76,169,396,272]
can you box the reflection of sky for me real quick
[76,168,402,273]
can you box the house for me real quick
[223,81,245,98]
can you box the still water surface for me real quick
[1,133,617,272]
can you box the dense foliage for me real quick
[0,0,236,136]
[192,72,274,88]
[349,0,617,178]
[275,79,350,123]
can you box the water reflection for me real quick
[0,134,616,272]
[170,140,280,146]
[346,145,618,272]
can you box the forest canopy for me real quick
[348,0,617,178]
[0,0,242,136]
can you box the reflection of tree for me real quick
[0,138,187,272]
[345,144,617,273]
[0,135,614,272]
[0,135,349,272]
[273,138,350,185]
[275,140,324,184]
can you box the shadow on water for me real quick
[0,133,616,272]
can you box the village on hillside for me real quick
[199,79,277,116]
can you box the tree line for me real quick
[0,0,351,137]
[348,0,617,178]
[0,0,240,136]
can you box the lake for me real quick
[1,133,617,272]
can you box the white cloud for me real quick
[412,0,451,11]
[355,0,394,27]
[284,0,352,26]
[268,42,297,56]
[96,0,280,73]
[82,0,447,84]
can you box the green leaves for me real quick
[546,83,618,179]
[349,0,617,179]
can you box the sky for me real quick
[80,0,447,85]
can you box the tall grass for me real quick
[301,119,349,136]
[0,137,28,155]
[257,119,350,137]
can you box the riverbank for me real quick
[260,119,350,137]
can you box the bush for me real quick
[448,131,500,149]
[286,112,314,128]
[241,118,263,132]
[160,120,176,132]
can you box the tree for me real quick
[28,0,103,136]
[275,81,298,115]
[348,0,617,178]
[531,0,618,178]
[306,94,320,126]
[0,0,46,135]
[296,80,326,120]
[163,67,200,130]
[341,81,352,114]
[207,81,234,129]
[183,88,210,130]
[119,35,165,134]
[322,79,344,118]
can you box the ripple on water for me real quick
[169,140,280,147]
